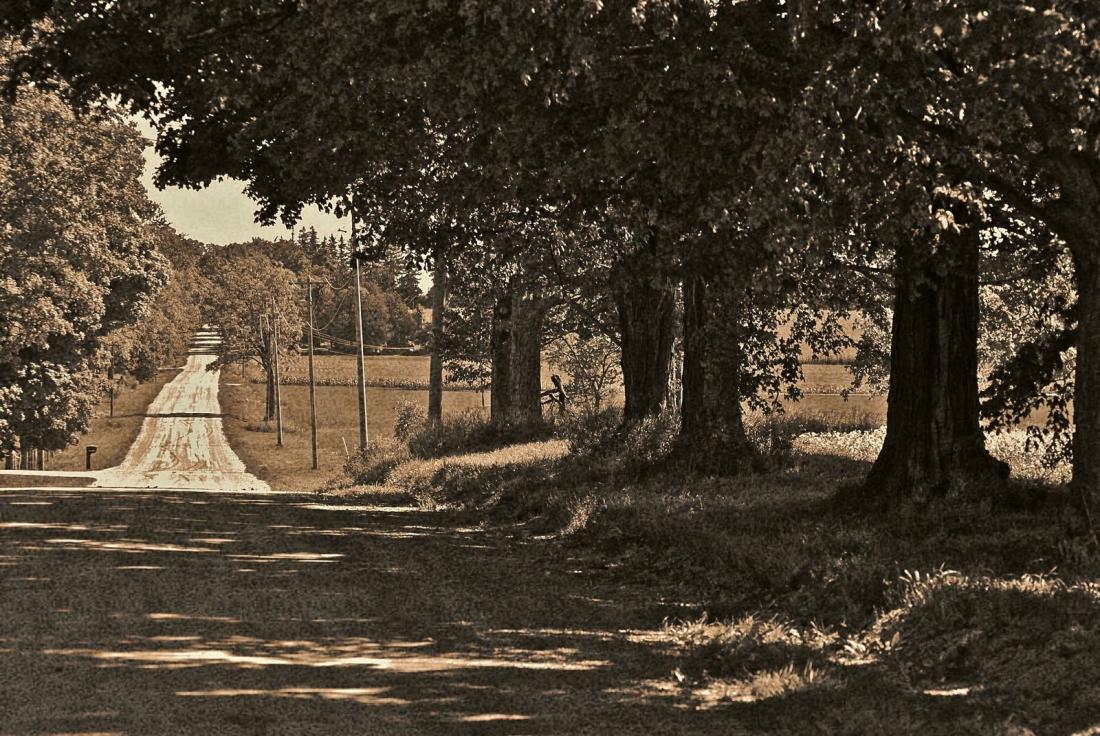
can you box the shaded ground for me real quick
[0,489,723,735]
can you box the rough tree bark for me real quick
[611,260,676,425]
[508,293,546,425]
[490,291,513,425]
[862,222,1007,504]
[1072,251,1100,513]
[680,274,710,436]
[678,274,753,473]
[428,249,447,424]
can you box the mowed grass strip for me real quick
[47,367,182,472]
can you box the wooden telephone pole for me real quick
[271,297,284,448]
[351,197,369,449]
[306,280,319,470]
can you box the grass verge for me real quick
[331,406,1092,732]
[218,375,489,491]
[46,367,181,472]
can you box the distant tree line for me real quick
[199,234,423,422]
[3,2,1097,514]
[0,37,424,460]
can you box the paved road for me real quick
[0,490,724,735]
[97,329,269,492]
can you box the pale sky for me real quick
[136,118,348,245]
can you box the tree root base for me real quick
[834,450,1011,513]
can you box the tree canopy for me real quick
[5,0,1098,506]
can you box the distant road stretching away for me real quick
[97,329,270,492]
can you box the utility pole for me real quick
[271,297,284,448]
[259,314,271,421]
[306,280,319,470]
[351,196,369,448]
[427,246,447,423]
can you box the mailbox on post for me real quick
[85,445,97,470]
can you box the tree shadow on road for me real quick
[0,490,710,735]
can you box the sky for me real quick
[136,118,348,245]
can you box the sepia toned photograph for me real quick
[0,2,1097,733]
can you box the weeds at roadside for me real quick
[244,418,301,434]
[666,569,1100,733]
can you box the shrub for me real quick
[393,400,426,441]
[406,410,553,459]
[562,408,677,481]
[747,409,879,465]
[343,438,411,485]
[617,412,679,471]
[561,407,622,457]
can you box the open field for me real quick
[275,353,479,388]
[219,379,489,491]
[272,353,558,390]
[47,367,182,472]
[223,358,893,491]
[277,356,866,394]
[223,357,892,489]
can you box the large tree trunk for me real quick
[508,293,546,425]
[428,250,447,423]
[1072,252,1100,512]
[680,274,707,435]
[490,291,513,425]
[862,225,1007,505]
[611,261,676,424]
[678,274,753,473]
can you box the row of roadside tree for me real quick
[2,4,1095,513]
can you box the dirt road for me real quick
[0,490,727,735]
[0,331,737,733]
[97,329,269,492]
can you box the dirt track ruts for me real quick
[97,329,269,492]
